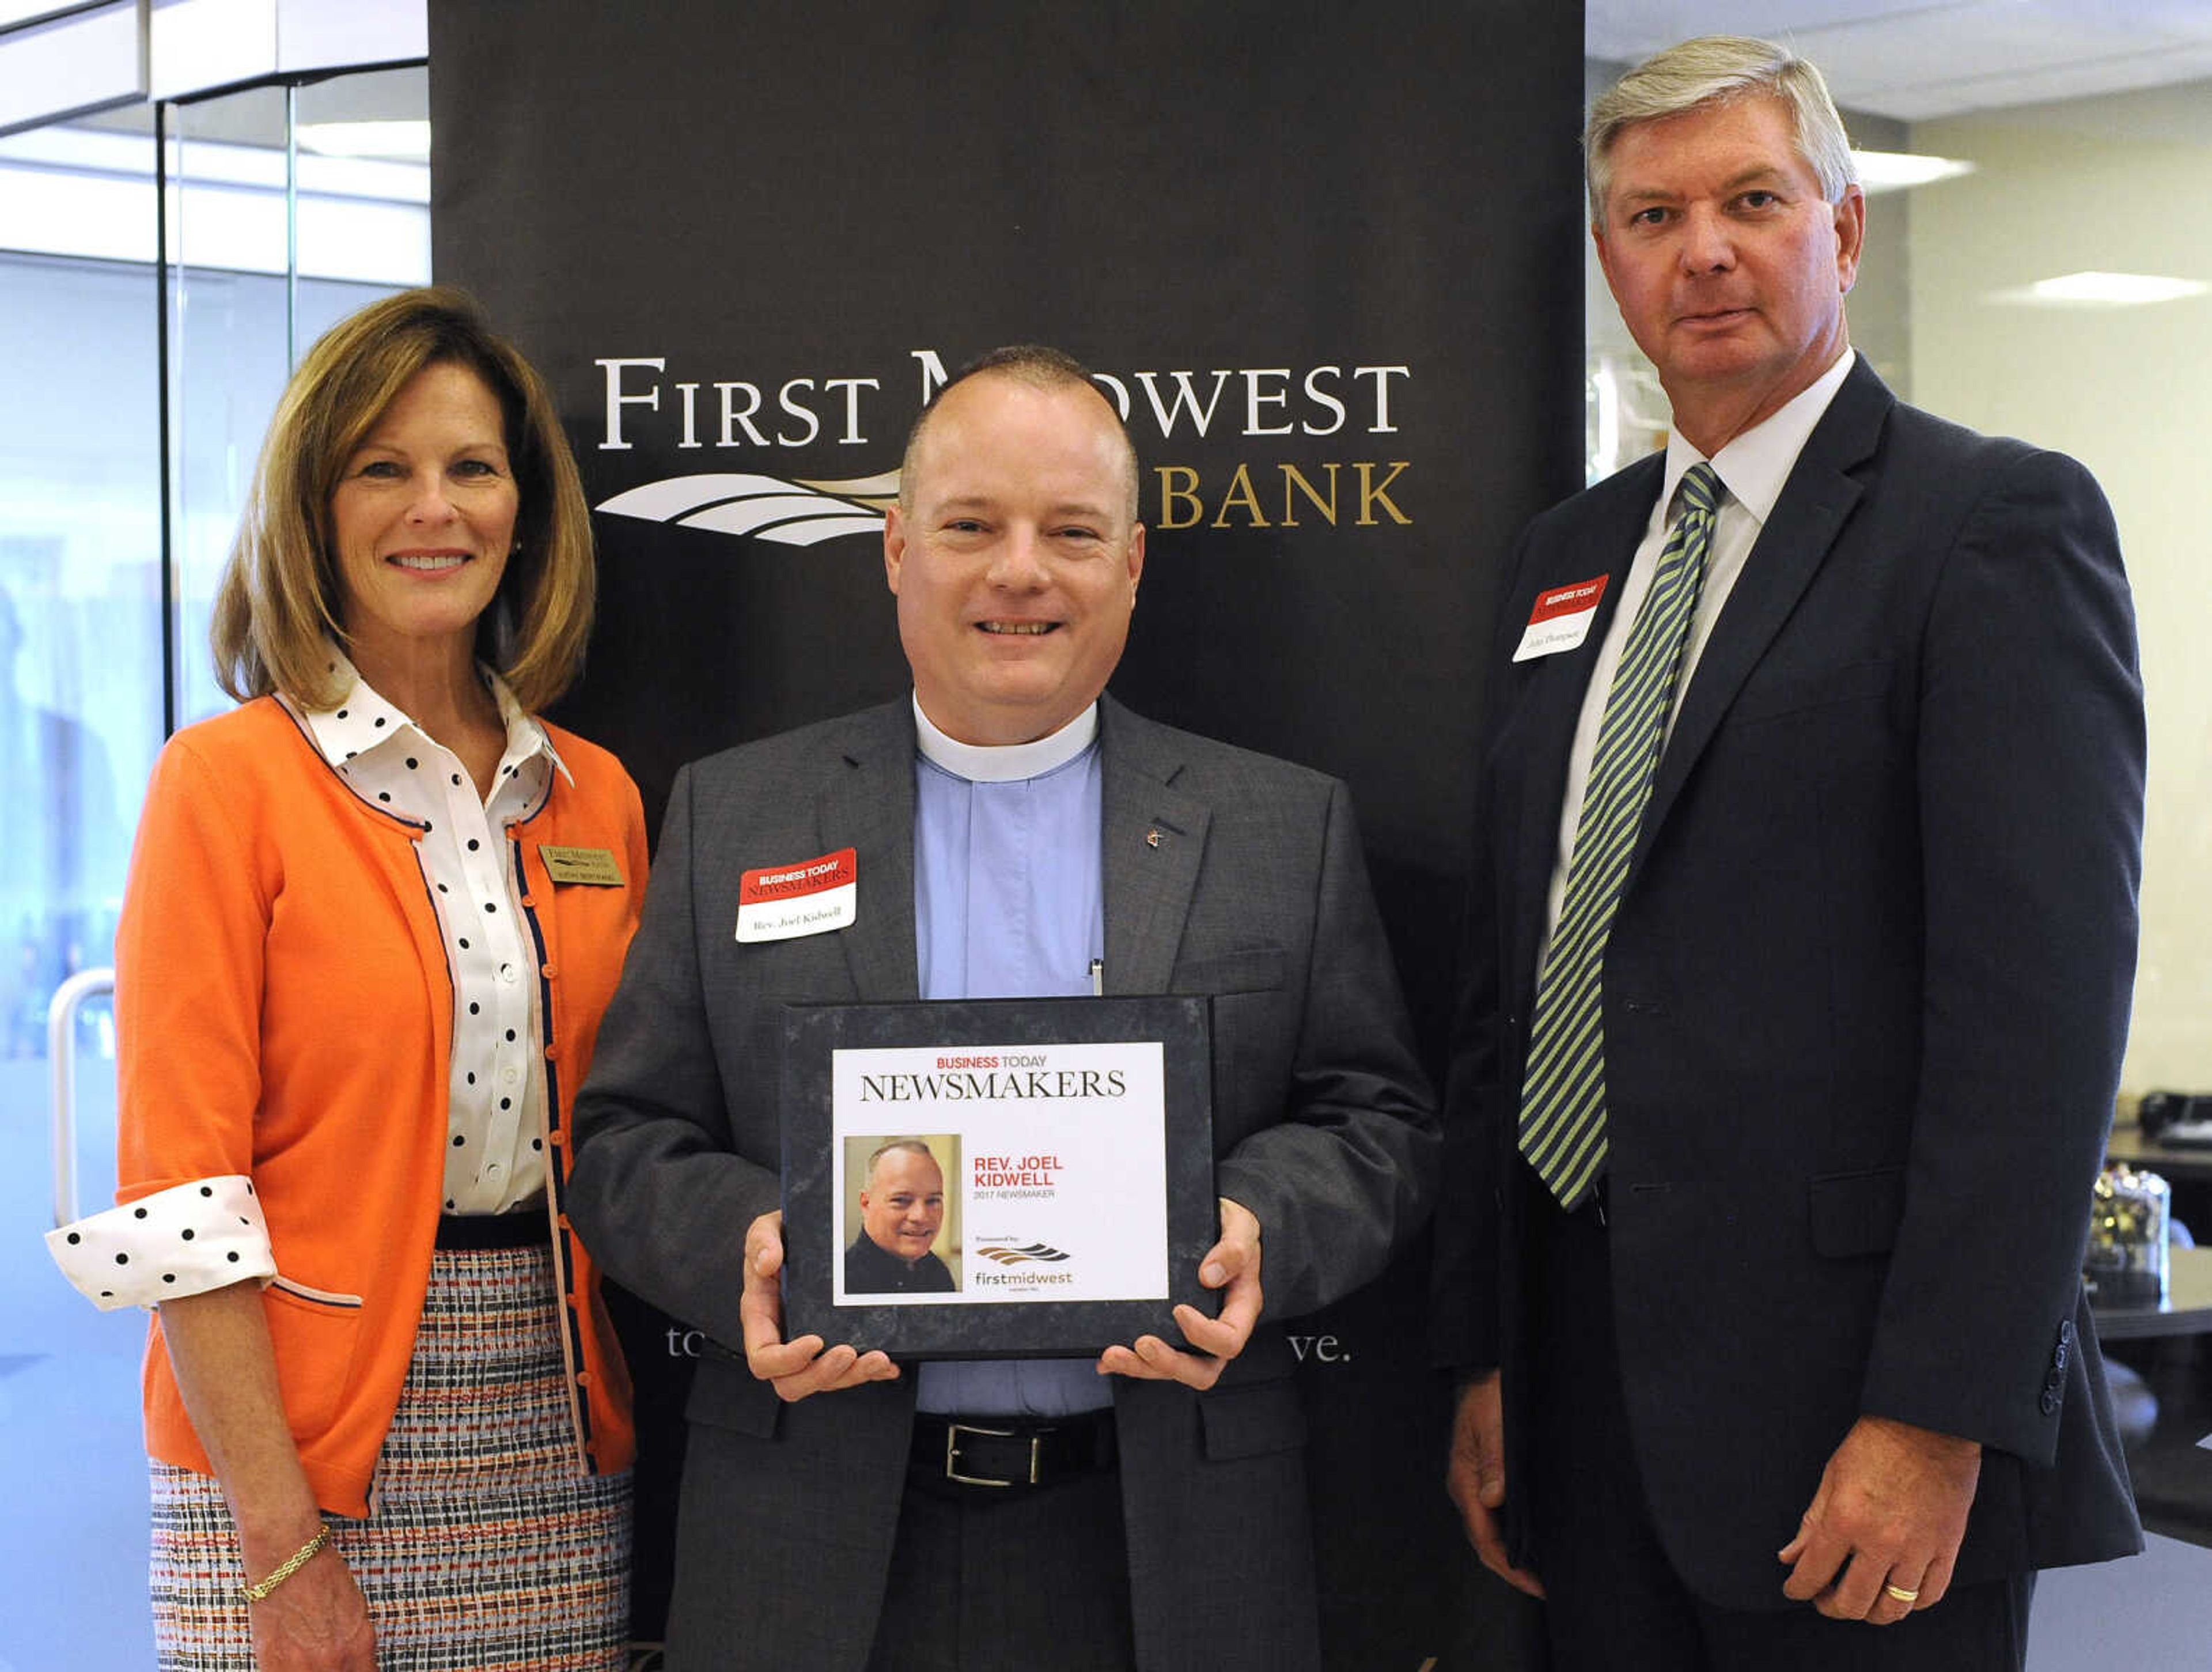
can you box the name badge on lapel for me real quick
[1513,575,1609,663]
[737,847,858,942]
[539,845,625,886]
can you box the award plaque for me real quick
[780,995,1218,1357]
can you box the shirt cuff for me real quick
[45,1175,276,1311]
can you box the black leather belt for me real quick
[909,1409,1118,1490]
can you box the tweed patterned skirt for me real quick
[149,1243,631,1670]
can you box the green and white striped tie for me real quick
[1518,461,1719,1209]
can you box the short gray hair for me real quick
[864,1138,940,1185]
[1585,35,1857,224]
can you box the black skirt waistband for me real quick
[435,1211,550,1250]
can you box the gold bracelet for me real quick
[239,1523,331,1603]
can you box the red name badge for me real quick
[737,847,858,941]
[1513,574,1609,662]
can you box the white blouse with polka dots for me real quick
[48,659,564,1309]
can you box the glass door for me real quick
[0,147,162,1672]
[0,63,423,1667]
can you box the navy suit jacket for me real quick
[572,694,1436,1670]
[1431,356,2145,1608]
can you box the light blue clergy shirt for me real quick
[909,693,1113,1417]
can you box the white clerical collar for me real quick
[911,693,1099,783]
[1662,346,1857,528]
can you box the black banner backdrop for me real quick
[431,4,1582,1665]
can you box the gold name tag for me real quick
[539,845,625,887]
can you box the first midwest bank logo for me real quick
[590,348,1415,541]
[976,1242,1071,1265]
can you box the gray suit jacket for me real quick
[571,695,1437,1671]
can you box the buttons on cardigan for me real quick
[270,669,569,1223]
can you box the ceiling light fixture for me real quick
[296,120,430,161]
[1850,149,1975,194]
[1998,271,2210,308]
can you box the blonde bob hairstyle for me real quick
[210,285,595,713]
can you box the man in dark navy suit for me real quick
[1432,35,2145,1671]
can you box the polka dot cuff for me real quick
[46,1175,275,1312]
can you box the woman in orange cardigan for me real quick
[49,288,644,1670]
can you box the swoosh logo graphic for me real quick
[595,470,896,547]
[976,1243,1072,1265]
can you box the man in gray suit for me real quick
[570,346,1437,1671]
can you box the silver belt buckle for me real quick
[944,1420,1040,1486]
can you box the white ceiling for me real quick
[1586,1,2212,120]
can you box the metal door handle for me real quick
[48,966,115,1228]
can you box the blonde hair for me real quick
[1585,35,1857,224]
[210,286,595,712]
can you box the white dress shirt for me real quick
[1539,348,1859,958]
[294,656,568,1216]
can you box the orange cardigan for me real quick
[116,695,646,1514]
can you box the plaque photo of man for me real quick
[843,1136,961,1295]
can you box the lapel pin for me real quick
[1145,828,1165,849]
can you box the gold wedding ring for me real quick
[1883,1583,1921,1604]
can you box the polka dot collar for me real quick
[286,649,573,796]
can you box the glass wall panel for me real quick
[0,59,422,1669]
[0,183,164,1672]
[167,68,427,726]
[166,84,296,728]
